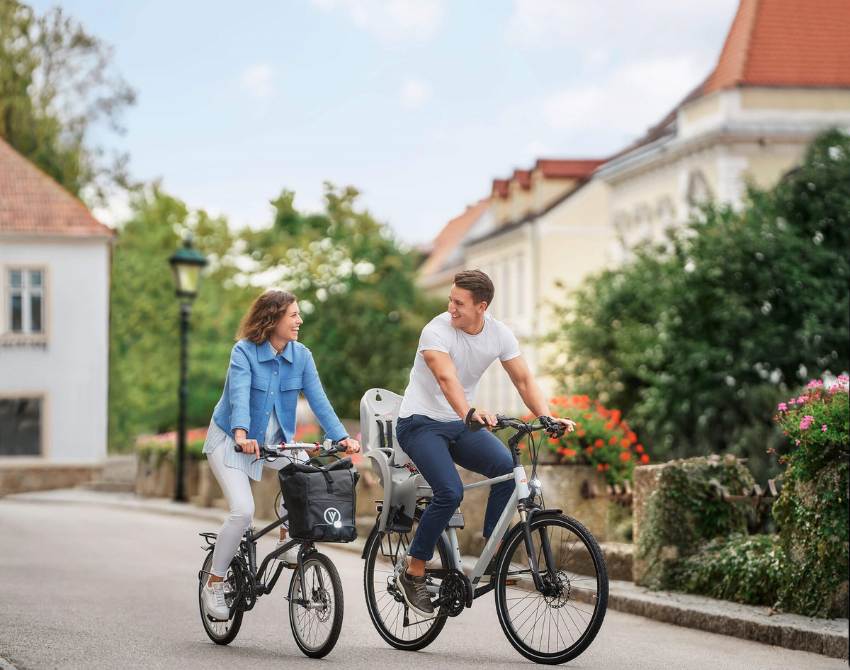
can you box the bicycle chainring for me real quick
[438,572,467,617]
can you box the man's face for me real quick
[447,285,486,330]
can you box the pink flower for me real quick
[795,439,801,446]
[821,424,828,432]
[777,402,788,412]
[796,395,808,405]
[799,415,814,431]
[806,380,824,389]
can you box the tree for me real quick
[0,0,135,201]
[547,130,850,478]
[108,186,251,449]
[243,184,441,418]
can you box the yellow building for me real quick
[418,0,850,413]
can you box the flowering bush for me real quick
[772,374,849,617]
[535,395,648,484]
[773,374,849,479]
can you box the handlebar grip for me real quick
[465,408,485,431]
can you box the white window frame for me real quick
[4,266,47,337]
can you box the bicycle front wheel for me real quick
[494,513,608,665]
[288,551,344,658]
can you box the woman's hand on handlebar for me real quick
[339,437,361,454]
[234,432,260,456]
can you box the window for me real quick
[7,268,44,334]
[0,398,42,456]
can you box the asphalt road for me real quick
[0,499,844,670]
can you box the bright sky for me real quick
[31,0,739,244]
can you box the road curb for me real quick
[5,489,847,659]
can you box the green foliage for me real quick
[108,186,252,450]
[242,184,442,418]
[637,456,756,589]
[547,130,850,480]
[0,0,135,199]
[772,378,849,617]
[670,534,784,607]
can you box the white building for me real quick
[0,137,112,463]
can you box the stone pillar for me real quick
[632,463,666,584]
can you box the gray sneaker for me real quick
[398,570,435,618]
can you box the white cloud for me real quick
[506,0,738,59]
[399,77,432,109]
[542,56,706,138]
[310,0,445,43]
[240,63,274,99]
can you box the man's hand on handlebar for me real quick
[538,415,576,437]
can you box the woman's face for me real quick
[273,301,303,342]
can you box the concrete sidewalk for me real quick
[6,488,848,660]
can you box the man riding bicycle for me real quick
[395,269,575,617]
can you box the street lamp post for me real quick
[169,236,207,502]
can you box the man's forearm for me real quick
[517,380,550,417]
[437,376,472,420]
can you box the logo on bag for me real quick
[324,507,342,528]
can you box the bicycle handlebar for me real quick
[234,440,347,457]
[464,409,566,438]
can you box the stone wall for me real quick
[0,461,102,495]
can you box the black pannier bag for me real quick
[278,458,359,542]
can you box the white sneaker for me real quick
[274,540,301,565]
[202,580,230,621]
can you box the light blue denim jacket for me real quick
[208,339,347,479]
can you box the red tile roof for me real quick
[512,169,532,190]
[534,159,606,179]
[704,0,850,92]
[420,199,489,280]
[0,136,112,238]
[491,178,510,199]
[612,0,850,161]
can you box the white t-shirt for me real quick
[398,312,521,422]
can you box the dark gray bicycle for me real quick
[362,409,608,665]
[197,441,346,658]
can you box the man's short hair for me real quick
[454,269,494,307]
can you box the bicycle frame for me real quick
[397,424,562,604]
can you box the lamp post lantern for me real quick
[169,236,207,502]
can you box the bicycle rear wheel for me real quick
[494,513,608,664]
[198,550,244,645]
[288,551,343,658]
[363,523,448,650]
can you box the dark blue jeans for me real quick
[396,414,516,561]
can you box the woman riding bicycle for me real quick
[200,289,360,620]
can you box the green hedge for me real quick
[637,455,756,590]
[670,534,784,606]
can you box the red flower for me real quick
[608,436,618,446]
[619,452,631,462]
[640,454,650,464]
[594,439,604,448]
[620,438,630,449]
[636,444,644,454]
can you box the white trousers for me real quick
[207,442,304,577]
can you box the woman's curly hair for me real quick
[236,290,297,343]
